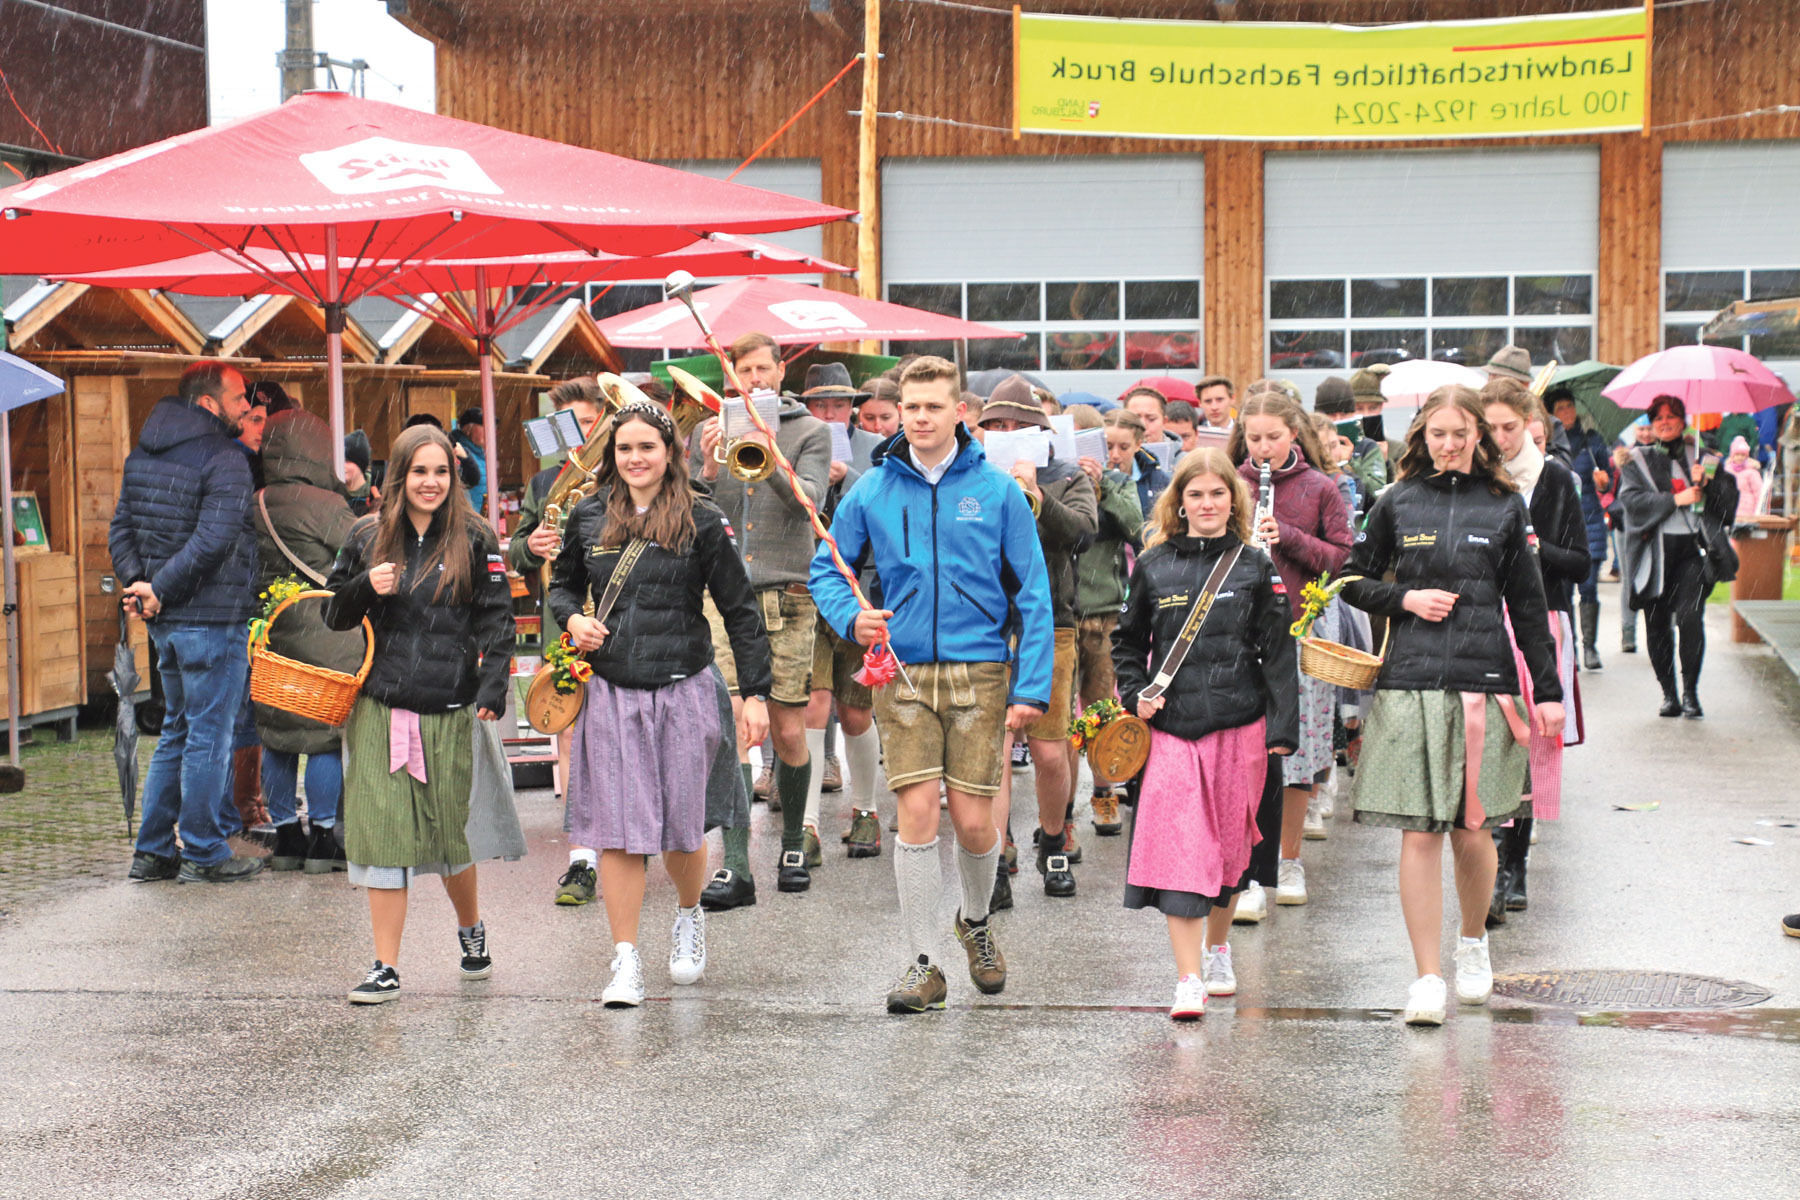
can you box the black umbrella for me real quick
[966,367,1050,398]
[107,602,141,833]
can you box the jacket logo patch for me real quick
[1466,534,1491,545]
[486,553,506,576]
[1402,533,1437,549]
[1215,590,1236,599]
[956,496,983,522]
[1156,593,1190,609]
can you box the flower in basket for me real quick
[1069,697,1125,751]
[1289,572,1359,639]
[543,632,592,694]
[247,575,308,646]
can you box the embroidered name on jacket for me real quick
[1402,533,1437,549]
[1156,592,1190,609]
[1466,534,1491,545]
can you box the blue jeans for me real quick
[136,623,249,867]
[263,748,342,829]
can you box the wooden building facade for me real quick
[388,0,1800,395]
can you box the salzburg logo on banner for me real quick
[768,299,866,332]
[299,137,503,196]
[618,302,708,337]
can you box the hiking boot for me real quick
[458,921,492,980]
[845,809,882,858]
[555,860,597,905]
[348,961,400,1005]
[303,823,347,874]
[178,855,264,884]
[954,911,1007,994]
[1036,828,1076,898]
[269,822,308,871]
[128,851,180,882]
[699,868,756,911]
[753,761,775,801]
[802,825,823,868]
[820,754,843,793]
[776,849,811,893]
[1090,791,1122,836]
[1003,835,1018,875]
[990,863,1013,911]
[885,958,948,1013]
[1032,824,1082,864]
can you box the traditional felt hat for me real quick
[1349,368,1385,402]
[1314,376,1355,415]
[796,362,870,401]
[1484,344,1534,383]
[978,375,1052,429]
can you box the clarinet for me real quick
[1252,459,1274,548]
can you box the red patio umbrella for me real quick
[0,91,850,516]
[596,276,1020,348]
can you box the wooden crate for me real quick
[11,553,85,715]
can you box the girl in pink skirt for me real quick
[1112,447,1299,1020]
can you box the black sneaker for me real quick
[348,961,401,1005]
[776,849,811,893]
[178,855,265,884]
[303,823,347,875]
[1010,741,1031,770]
[128,851,180,882]
[458,922,492,980]
[1036,829,1076,898]
[699,868,756,912]
[269,822,308,871]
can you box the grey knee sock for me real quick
[893,837,941,963]
[955,838,1000,923]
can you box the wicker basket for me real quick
[1298,624,1390,691]
[247,590,374,727]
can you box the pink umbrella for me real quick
[596,276,1019,348]
[0,91,850,519]
[1602,344,1796,413]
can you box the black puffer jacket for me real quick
[548,493,773,697]
[1524,458,1590,613]
[108,397,256,624]
[322,510,513,714]
[1112,533,1300,748]
[1342,472,1561,701]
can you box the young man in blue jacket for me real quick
[811,356,1055,1013]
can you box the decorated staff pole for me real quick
[662,271,907,690]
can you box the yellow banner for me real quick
[1014,8,1648,141]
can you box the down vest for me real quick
[108,397,256,625]
[1341,471,1561,702]
[1112,533,1299,749]
[547,493,772,697]
[323,510,513,715]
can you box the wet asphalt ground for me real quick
[4,605,1800,1199]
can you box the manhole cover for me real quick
[1494,970,1772,1010]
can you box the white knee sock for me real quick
[845,724,881,811]
[802,727,828,829]
[955,837,999,923]
[893,837,941,963]
[569,848,596,867]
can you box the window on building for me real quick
[1663,268,1800,361]
[1266,273,1596,372]
[883,278,1202,373]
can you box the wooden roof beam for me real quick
[3,280,89,348]
[209,295,292,359]
[294,301,379,364]
[114,288,208,356]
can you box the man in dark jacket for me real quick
[1549,389,1614,670]
[109,362,264,884]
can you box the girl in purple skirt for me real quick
[549,402,771,1008]
[1112,447,1299,1020]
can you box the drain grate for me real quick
[1494,970,1772,1010]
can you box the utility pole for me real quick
[282,0,315,101]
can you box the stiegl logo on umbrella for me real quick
[298,136,503,197]
[768,299,867,331]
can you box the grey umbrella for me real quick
[966,367,1051,398]
[107,602,141,833]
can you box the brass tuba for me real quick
[660,364,723,445]
[667,364,778,484]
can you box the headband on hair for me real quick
[613,400,677,439]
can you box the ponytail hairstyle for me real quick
[595,402,698,555]
[1226,388,1329,473]
[1396,384,1514,496]
[1144,447,1253,550]
[368,423,487,604]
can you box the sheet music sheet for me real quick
[829,422,854,464]
[1072,427,1108,467]
[983,428,1051,474]
[722,390,783,439]
[1047,413,1078,464]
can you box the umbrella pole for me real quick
[2,408,21,773]
[326,227,347,482]
[475,265,501,532]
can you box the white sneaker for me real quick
[1316,773,1336,820]
[1202,944,1237,996]
[1171,974,1207,1020]
[1302,797,1327,841]
[601,942,645,1008]
[1233,881,1267,924]
[1276,858,1308,905]
[1529,822,1540,845]
[1454,937,1494,1005]
[1404,974,1448,1026]
[669,905,706,986]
